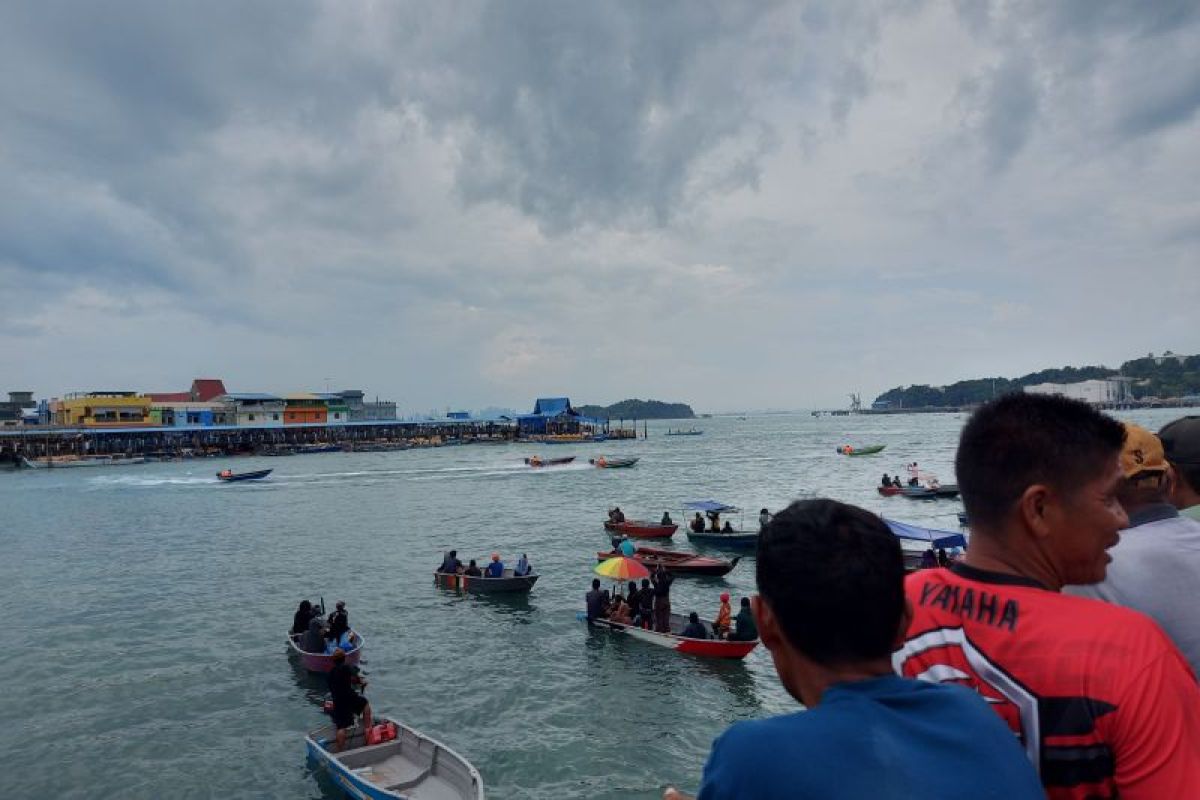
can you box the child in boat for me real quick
[609,595,632,625]
[713,592,732,639]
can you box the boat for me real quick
[681,500,758,549]
[21,455,147,469]
[523,456,575,468]
[306,714,484,800]
[297,444,343,454]
[217,468,273,482]
[603,520,677,539]
[434,569,539,594]
[286,629,364,673]
[686,529,759,549]
[585,612,758,659]
[588,456,639,468]
[594,546,739,577]
[900,485,960,500]
[878,485,902,496]
[837,444,886,456]
[885,519,968,572]
[664,428,703,436]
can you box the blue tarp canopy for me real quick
[684,500,740,513]
[884,518,966,549]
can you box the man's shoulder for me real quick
[712,713,813,755]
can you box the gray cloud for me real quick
[0,2,1197,410]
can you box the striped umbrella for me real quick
[594,555,650,581]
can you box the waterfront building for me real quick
[284,393,329,425]
[341,389,398,421]
[150,401,235,427]
[50,392,154,427]
[1025,378,1133,405]
[517,397,601,437]
[0,391,36,426]
[317,393,350,425]
[219,393,286,427]
[148,378,228,405]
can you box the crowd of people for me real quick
[666,397,1200,800]
[290,599,356,656]
[435,550,533,577]
[585,564,758,642]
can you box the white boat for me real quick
[21,455,147,469]
[306,715,484,799]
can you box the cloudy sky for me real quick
[2,1,1197,413]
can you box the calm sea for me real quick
[0,409,1184,799]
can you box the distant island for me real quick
[576,399,696,420]
[874,351,1200,409]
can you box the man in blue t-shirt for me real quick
[485,553,505,578]
[665,499,1042,800]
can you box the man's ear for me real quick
[752,595,781,649]
[1018,484,1054,540]
[892,596,913,650]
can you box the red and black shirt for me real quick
[896,564,1200,800]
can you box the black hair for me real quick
[1174,463,1200,495]
[756,498,904,665]
[591,578,600,589]
[688,611,699,622]
[739,597,750,607]
[956,393,1125,528]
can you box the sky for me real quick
[1,1,1197,414]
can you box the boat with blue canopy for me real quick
[683,501,758,549]
[885,518,967,571]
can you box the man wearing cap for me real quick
[1068,422,1200,674]
[485,552,505,578]
[1160,416,1200,521]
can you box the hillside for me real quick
[575,398,695,420]
[873,352,1200,408]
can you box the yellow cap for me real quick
[1120,423,1167,479]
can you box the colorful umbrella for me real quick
[594,555,650,581]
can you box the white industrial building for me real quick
[1024,378,1132,405]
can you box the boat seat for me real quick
[370,754,430,790]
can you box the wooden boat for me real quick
[878,485,902,496]
[589,457,639,468]
[604,520,677,539]
[594,546,739,576]
[306,714,484,800]
[586,612,759,659]
[837,444,886,455]
[685,529,758,549]
[286,629,364,673]
[901,485,960,500]
[434,569,539,594]
[523,456,575,468]
[217,468,273,482]
[664,429,703,436]
[21,455,146,469]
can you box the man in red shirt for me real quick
[895,393,1200,799]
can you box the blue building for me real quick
[516,397,602,437]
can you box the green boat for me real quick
[837,444,886,456]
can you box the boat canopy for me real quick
[884,518,967,549]
[684,500,740,513]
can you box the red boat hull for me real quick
[604,520,678,539]
[594,546,738,576]
[588,614,758,659]
[878,486,901,496]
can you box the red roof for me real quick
[148,392,191,402]
[190,379,227,402]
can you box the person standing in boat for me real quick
[639,579,654,629]
[759,508,772,530]
[651,564,675,633]
[707,511,721,532]
[585,578,605,624]
[626,581,641,625]
[328,648,372,753]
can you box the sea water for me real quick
[0,409,1183,798]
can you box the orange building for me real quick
[284,394,328,424]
